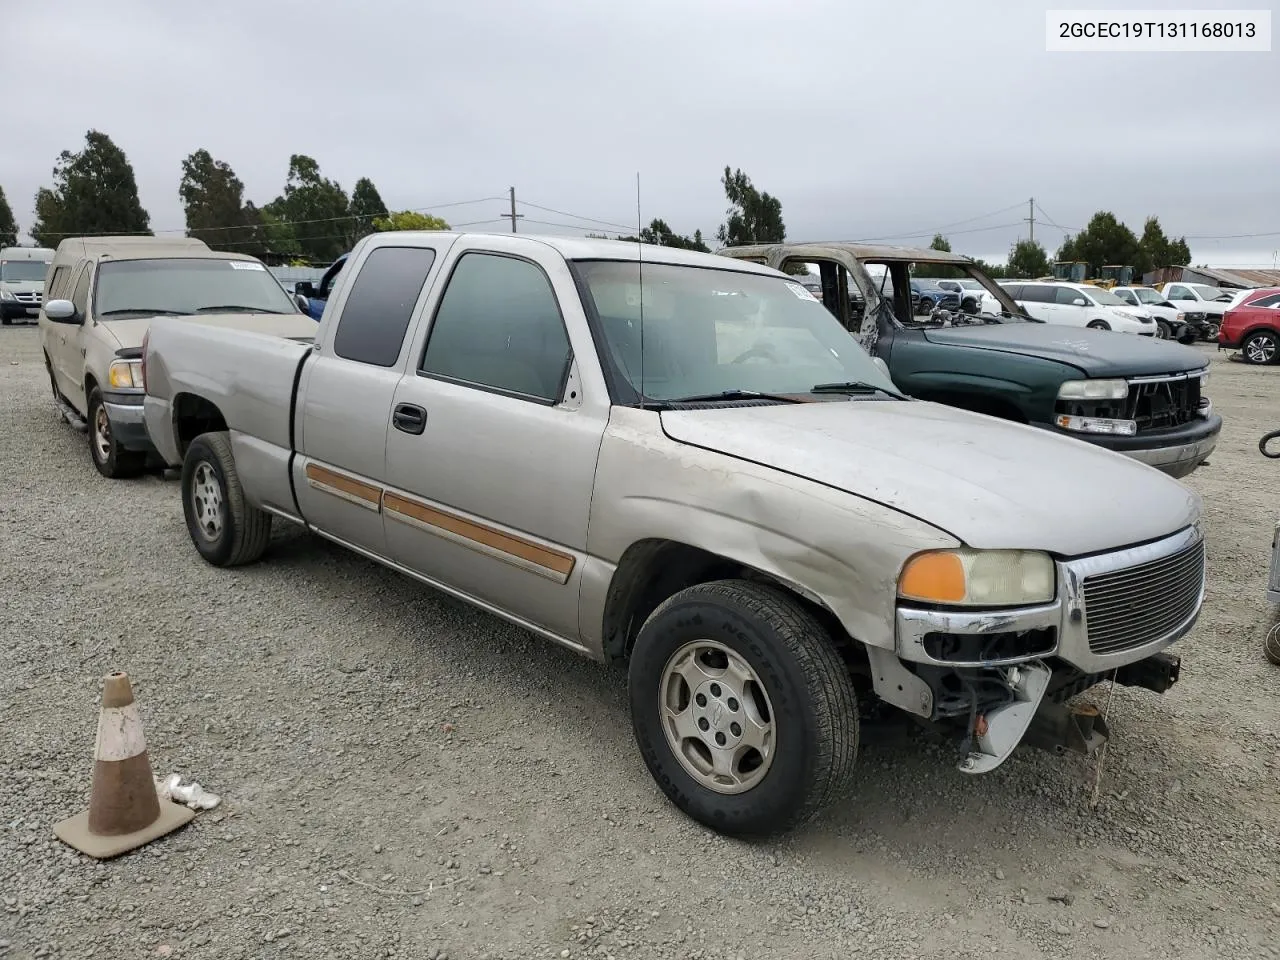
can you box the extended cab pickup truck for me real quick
[38,236,318,478]
[720,243,1222,480]
[142,231,1205,836]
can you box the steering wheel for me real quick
[731,343,781,364]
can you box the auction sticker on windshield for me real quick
[228,261,266,271]
[786,282,818,301]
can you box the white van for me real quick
[1000,281,1155,335]
[0,246,55,325]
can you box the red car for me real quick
[1219,287,1280,364]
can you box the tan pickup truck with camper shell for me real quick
[38,236,317,478]
[141,231,1205,836]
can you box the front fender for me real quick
[580,408,959,654]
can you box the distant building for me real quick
[1143,265,1280,289]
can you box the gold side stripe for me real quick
[383,491,576,583]
[304,463,383,512]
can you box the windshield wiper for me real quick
[194,305,290,314]
[810,380,908,400]
[98,308,191,318]
[668,389,808,404]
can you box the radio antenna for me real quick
[635,171,646,407]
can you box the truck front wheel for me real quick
[628,579,859,836]
[88,386,145,479]
[181,431,272,567]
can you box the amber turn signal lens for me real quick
[898,552,966,603]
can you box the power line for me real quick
[517,199,638,232]
[859,220,1026,243]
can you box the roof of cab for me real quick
[51,235,264,264]
[718,241,978,267]
[358,231,789,278]
[0,246,55,260]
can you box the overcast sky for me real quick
[6,0,1278,266]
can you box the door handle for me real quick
[392,402,427,435]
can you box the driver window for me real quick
[1054,286,1085,305]
[780,259,861,329]
[1168,285,1191,299]
[70,265,93,316]
[1116,290,1136,305]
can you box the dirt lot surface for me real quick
[1,324,1277,960]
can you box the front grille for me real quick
[1082,538,1205,655]
[14,291,41,304]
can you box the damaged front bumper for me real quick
[887,524,1204,773]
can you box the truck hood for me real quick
[920,322,1207,376]
[98,312,318,349]
[1,280,44,292]
[658,399,1199,557]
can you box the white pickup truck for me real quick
[141,231,1204,835]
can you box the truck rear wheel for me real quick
[181,431,272,567]
[628,579,859,836]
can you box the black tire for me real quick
[628,579,859,836]
[1087,320,1111,331]
[1265,625,1280,666]
[961,297,978,314]
[1204,323,1220,342]
[918,298,935,315]
[1,317,11,326]
[45,354,67,422]
[1154,320,1170,339]
[1241,330,1279,365]
[181,431,272,567]
[87,385,144,479]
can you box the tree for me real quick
[371,210,451,231]
[266,155,351,262]
[1007,239,1050,278]
[0,186,16,247]
[715,167,784,246]
[348,177,389,243]
[617,218,710,251]
[179,149,258,250]
[1137,216,1192,268]
[31,130,150,246]
[929,233,952,252]
[242,202,302,262]
[1053,211,1146,275]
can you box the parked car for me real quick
[294,252,349,320]
[931,278,990,315]
[1111,285,1198,342]
[143,231,1204,836]
[1005,281,1157,335]
[1156,282,1235,339]
[909,278,960,314]
[718,245,1219,480]
[38,236,317,479]
[0,246,55,325]
[1218,287,1280,364]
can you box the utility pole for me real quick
[1026,197,1036,245]
[502,186,524,234]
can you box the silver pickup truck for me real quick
[141,232,1205,836]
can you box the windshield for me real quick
[1079,286,1125,306]
[1189,284,1226,301]
[573,260,899,402]
[94,258,298,319]
[0,260,51,282]
[1133,288,1164,304]
[911,279,944,293]
[957,280,984,290]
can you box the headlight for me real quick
[1175,312,1185,321]
[0,289,14,301]
[108,359,144,389]
[898,549,1055,607]
[1057,378,1128,400]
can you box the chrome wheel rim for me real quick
[190,462,225,541]
[93,406,111,462]
[658,640,776,795]
[1246,336,1276,364]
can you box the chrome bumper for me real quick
[896,524,1206,675]
[1121,432,1219,479]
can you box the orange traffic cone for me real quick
[53,671,194,859]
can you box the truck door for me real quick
[380,239,607,641]
[291,244,442,556]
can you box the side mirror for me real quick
[1072,298,1087,306]
[295,281,316,298]
[43,299,79,324]
[294,293,311,312]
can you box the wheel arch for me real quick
[599,538,861,671]
[172,392,229,460]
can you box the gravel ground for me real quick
[2,323,1278,960]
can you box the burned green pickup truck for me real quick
[719,243,1221,480]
